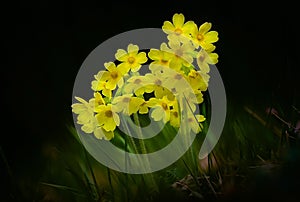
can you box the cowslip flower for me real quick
[101,62,127,90]
[94,127,114,140]
[185,111,206,134]
[95,104,120,132]
[71,96,104,140]
[71,97,95,128]
[123,75,153,96]
[111,94,145,115]
[162,13,195,44]
[115,44,148,73]
[161,41,195,72]
[186,69,208,94]
[148,44,173,69]
[148,96,174,123]
[164,71,191,95]
[190,22,218,50]
[91,71,112,98]
[143,73,170,99]
[196,46,218,74]
[170,100,180,128]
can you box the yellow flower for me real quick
[161,41,195,72]
[199,71,210,85]
[112,94,145,115]
[71,97,94,125]
[138,100,150,114]
[148,44,173,69]
[196,46,218,74]
[185,112,206,134]
[162,13,195,43]
[186,69,208,94]
[180,91,200,112]
[170,100,180,128]
[190,22,218,50]
[115,44,148,72]
[91,71,112,98]
[94,127,114,140]
[123,75,153,96]
[143,73,171,99]
[71,96,95,133]
[94,92,105,109]
[95,104,120,132]
[164,71,190,95]
[148,96,174,123]
[195,92,204,104]
[71,95,115,140]
[101,62,126,90]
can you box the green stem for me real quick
[132,113,157,191]
[107,167,114,202]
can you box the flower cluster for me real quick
[72,13,219,140]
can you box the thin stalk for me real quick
[83,148,102,200]
[107,167,115,202]
[132,112,157,191]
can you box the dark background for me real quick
[1,0,299,200]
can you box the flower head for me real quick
[190,22,218,50]
[112,94,145,116]
[186,69,208,94]
[123,75,153,96]
[115,44,148,73]
[95,104,120,132]
[161,41,195,72]
[170,100,180,128]
[101,62,127,90]
[91,71,112,98]
[148,96,174,123]
[196,46,218,74]
[162,13,195,44]
[148,46,173,69]
[187,113,206,134]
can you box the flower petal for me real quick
[115,49,128,61]
[207,53,218,64]
[205,31,218,43]
[136,52,148,64]
[104,62,116,72]
[94,127,105,139]
[199,22,212,34]
[127,44,139,54]
[148,49,161,60]
[182,21,197,33]
[173,13,184,28]
[162,21,175,33]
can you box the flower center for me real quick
[161,59,169,64]
[171,88,177,93]
[97,100,104,106]
[140,102,147,107]
[155,79,162,86]
[197,34,204,41]
[175,49,183,57]
[134,78,142,84]
[111,71,119,79]
[122,97,131,103]
[162,103,168,110]
[199,55,205,62]
[128,57,135,64]
[174,28,182,35]
[188,117,194,123]
[105,110,113,117]
[174,73,183,80]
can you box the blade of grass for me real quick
[107,167,115,202]
[40,182,87,198]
